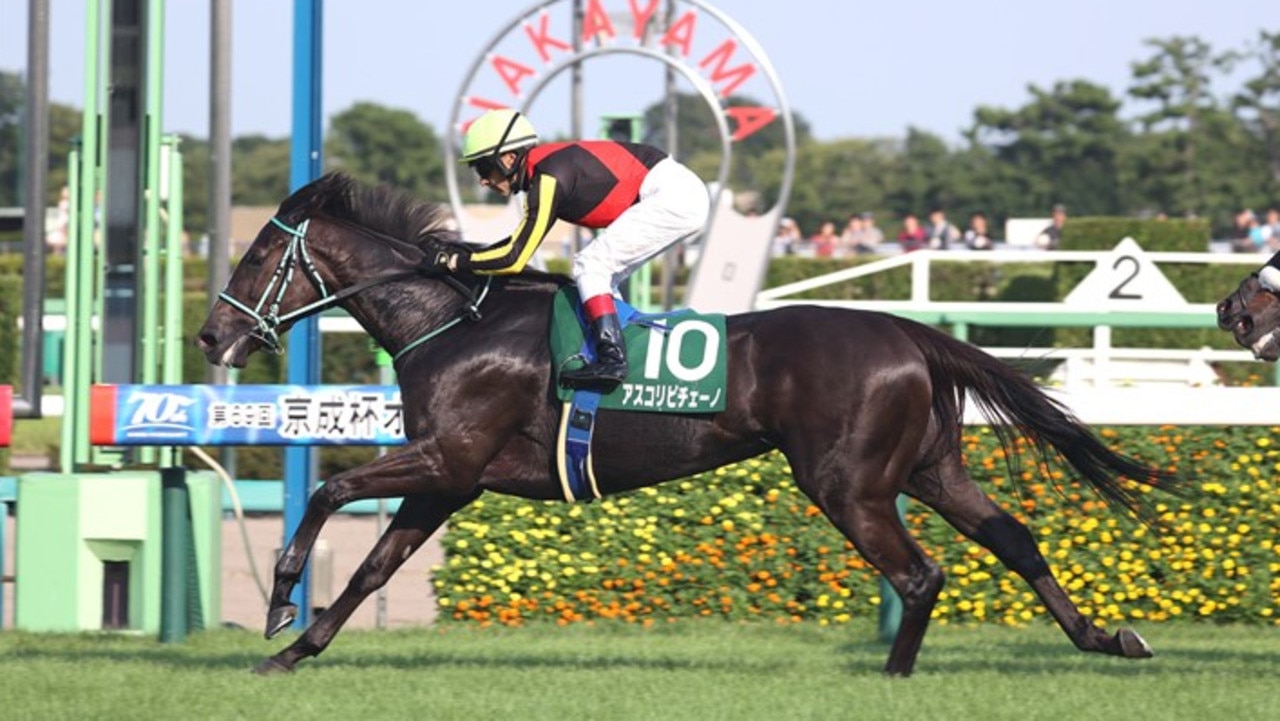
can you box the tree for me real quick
[325,102,447,201]
[0,71,22,207]
[231,134,290,205]
[0,70,79,207]
[1233,30,1280,193]
[968,79,1127,216]
[641,92,812,207]
[1126,36,1241,217]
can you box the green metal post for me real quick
[159,466,189,642]
[161,137,184,468]
[877,494,908,643]
[64,0,103,471]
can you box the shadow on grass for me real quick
[0,630,794,676]
[834,636,1280,677]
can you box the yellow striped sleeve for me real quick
[471,174,558,274]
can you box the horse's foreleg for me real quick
[256,493,470,674]
[913,470,1152,660]
[265,445,445,639]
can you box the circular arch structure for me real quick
[444,0,796,266]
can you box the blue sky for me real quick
[0,0,1270,144]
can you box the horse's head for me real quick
[1217,262,1280,361]
[195,212,336,367]
[195,173,453,368]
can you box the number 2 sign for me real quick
[1064,238,1187,307]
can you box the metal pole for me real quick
[660,0,679,310]
[17,0,48,419]
[162,137,184,468]
[208,0,231,384]
[570,0,584,255]
[159,466,190,642]
[285,0,324,629]
[64,0,103,470]
[138,0,165,466]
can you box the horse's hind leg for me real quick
[256,492,472,674]
[265,445,442,638]
[793,450,943,676]
[908,458,1153,660]
[822,495,945,677]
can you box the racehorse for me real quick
[196,172,1181,676]
[1217,251,1280,360]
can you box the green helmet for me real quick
[459,109,539,164]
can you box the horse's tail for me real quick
[890,316,1183,524]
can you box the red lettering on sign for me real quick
[582,0,617,42]
[699,39,756,98]
[628,0,661,40]
[490,54,536,97]
[524,11,571,63]
[660,10,697,57]
[725,106,776,142]
[460,99,510,134]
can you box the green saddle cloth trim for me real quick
[549,287,728,413]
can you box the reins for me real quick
[217,215,491,360]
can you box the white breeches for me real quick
[572,157,709,300]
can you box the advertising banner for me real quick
[89,384,406,446]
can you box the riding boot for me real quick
[561,312,629,391]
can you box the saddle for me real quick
[548,288,727,502]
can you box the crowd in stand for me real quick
[772,204,1065,258]
[1232,207,1280,254]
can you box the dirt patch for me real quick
[220,513,442,631]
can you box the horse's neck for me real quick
[339,278,468,354]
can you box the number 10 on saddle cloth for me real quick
[548,287,727,413]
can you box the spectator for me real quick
[811,220,840,258]
[897,213,927,253]
[840,214,864,256]
[963,211,994,250]
[1266,207,1280,252]
[1034,203,1067,249]
[1232,209,1257,252]
[847,211,885,255]
[773,216,802,257]
[45,186,70,255]
[926,207,961,249]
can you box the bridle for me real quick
[217,216,488,359]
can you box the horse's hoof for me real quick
[264,604,298,639]
[253,656,294,675]
[1116,628,1153,659]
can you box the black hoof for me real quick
[265,604,298,639]
[253,656,294,675]
[1116,628,1154,659]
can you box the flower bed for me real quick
[431,425,1280,627]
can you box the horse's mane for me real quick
[278,172,458,246]
[278,172,568,286]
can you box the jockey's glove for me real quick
[421,245,472,274]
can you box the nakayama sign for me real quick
[445,0,795,220]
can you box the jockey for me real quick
[429,108,710,391]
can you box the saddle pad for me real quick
[549,287,728,413]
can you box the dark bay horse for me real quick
[1217,251,1280,360]
[196,172,1180,676]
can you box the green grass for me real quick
[1,620,1276,720]
[6,412,60,457]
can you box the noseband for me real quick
[217,216,488,358]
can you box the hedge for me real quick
[430,425,1279,628]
